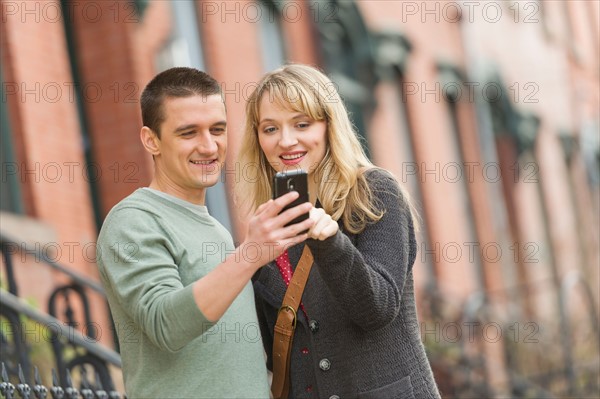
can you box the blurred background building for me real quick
[1,0,599,397]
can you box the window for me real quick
[59,0,103,229]
[0,70,23,214]
[257,1,287,72]
[580,119,600,188]
[314,0,377,159]
[370,30,438,300]
[395,72,438,301]
[438,65,486,291]
[156,1,205,71]
[156,1,233,232]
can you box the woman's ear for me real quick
[140,126,160,156]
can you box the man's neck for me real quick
[149,178,206,206]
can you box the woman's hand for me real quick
[308,207,339,241]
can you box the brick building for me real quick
[1,0,598,397]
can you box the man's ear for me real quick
[140,126,160,156]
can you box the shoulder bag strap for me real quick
[271,245,314,399]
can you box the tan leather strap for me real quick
[271,246,314,399]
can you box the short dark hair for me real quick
[140,67,222,137]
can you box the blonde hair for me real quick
[237,64,417,234]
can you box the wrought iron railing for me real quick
[0,234,123,397]
[0,362,122,399]
[423,272,600,398]
[2,229,598,398]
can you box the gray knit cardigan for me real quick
[254,169,442,399]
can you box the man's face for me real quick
[152,94,227,203]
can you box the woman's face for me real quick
[257,94,327,175]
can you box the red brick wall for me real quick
[2,0,109,343]
[280,1,320,66]
[70,1,155,218]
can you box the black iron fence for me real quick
[0,362,123,399]
[0,234,124,398]
[423,271,600,398]
[1,230,599,399]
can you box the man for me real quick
[97,67,314,398]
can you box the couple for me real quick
[97,64,441,399]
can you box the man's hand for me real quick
[242,191,314,267]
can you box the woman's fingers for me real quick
[308,208,338,240]
[318,222,339,241]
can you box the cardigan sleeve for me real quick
[254,291,274,372]
[306,169,417,331]
[97,207,215,353]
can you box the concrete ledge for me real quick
[0,211,57,250]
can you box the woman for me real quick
[237,64,441,399]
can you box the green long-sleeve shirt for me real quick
[97,188,270,398]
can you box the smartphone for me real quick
[272,169,310,226]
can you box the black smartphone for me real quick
[272,169,310,226]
